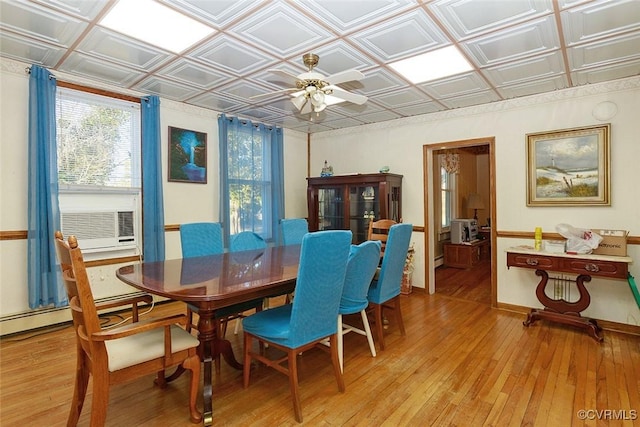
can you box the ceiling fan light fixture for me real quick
[292,94,308,111]
[310,91,325,107]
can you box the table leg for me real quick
[196,309,243,425]
[523,269,603,342]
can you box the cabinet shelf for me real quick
[307,173,402,244]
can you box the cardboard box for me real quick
[592,229,628,256]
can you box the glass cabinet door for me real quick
[317,186,344,231]
[349,185,379,243]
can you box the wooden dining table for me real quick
[116,244,301,425]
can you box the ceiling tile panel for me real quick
[462,16,560,67]
[77,27,174,70]
[439,90,501,108]
[483,51,566,86]
[394,102,445,117]
[299,0,418,32]
[342,68,409,95]
[133,76,203,101]
[567,32,640,69]
[428,0,554,40]
[571,59,640,84]
[496,75,570,99]
[357,110,402,124]
[31,0,109,20]
[350,9,448,62]
[226,1,335,57]
[190,35,276,75]
[188,92,248,111]
[0,31,66,65]
[561,0,640,46]
[157,59,233,89]
[161,0,262,28]
[58,52,145,86]
[0,0,87,47]
[374,87,432,109]
[300,42,372,75]
[418,72,490,98]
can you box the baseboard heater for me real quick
[0,292,152,336]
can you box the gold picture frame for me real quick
[526,124,610,206]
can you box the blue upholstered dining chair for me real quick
[336,239,382,372]
[280,218,308,245]
[180,222,224,258]
[180,223,262,370]
[230,230,267,252]
[242,230,352,423]
[367,223,412,350]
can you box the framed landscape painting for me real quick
[526,124,610,206]
[168,126,207,184]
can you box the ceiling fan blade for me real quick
[326,86,368,105]
[267,69,300,86]
[249,88,297,99]
[325,69,364,85]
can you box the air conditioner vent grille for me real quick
[61,212,115,240]
[118,211,134,238]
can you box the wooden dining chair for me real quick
[367,223,412,350]
[54,232,202,426]
[242,230,352,423]
[367,219,397,256]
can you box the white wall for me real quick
[310,76,640,326]
[0,58,308,329]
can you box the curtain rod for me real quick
[26,66,143,103]
[219,114,276,130]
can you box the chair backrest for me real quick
[281,218,309,245]
[180,222,224,258]
[288,230,352,347]
[230,231,267,252]
[340,240,382,315]
[54,234,103,355]
[368,223,412,304]
[367,219,398,253]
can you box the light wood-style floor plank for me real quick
[1,262,638,426]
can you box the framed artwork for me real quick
[526,124,610,206]
[168,126,207,183]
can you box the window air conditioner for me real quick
[60,210,137,253]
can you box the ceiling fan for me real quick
[263,53,368,114]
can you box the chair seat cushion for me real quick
[242,304,293,345]
[105,324,199,372]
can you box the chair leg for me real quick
[287,348,303,423]
[392,295,406,336]
[329,334,346,393]
[337,314,344,372]
[372,303,386,350]
[243,333,252,388]
[183,350,203,423]
[360,309,377,358]
[68,348,89,427]
[89,370,110,427]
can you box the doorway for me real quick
[422,138,497,307]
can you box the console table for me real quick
[506,246,632,342]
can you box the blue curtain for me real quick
[141,96,165,262]
[218,114,284,245]
[27,65,65,309]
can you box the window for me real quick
[440,164,456,230]
[56,88,141,190]
[220,116,284,243]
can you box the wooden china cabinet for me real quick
[307,173,402,244]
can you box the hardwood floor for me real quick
[1,293,639,426]
[435,259,491,305]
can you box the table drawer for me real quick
[560,258,628,279]
[507,252,558,270]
